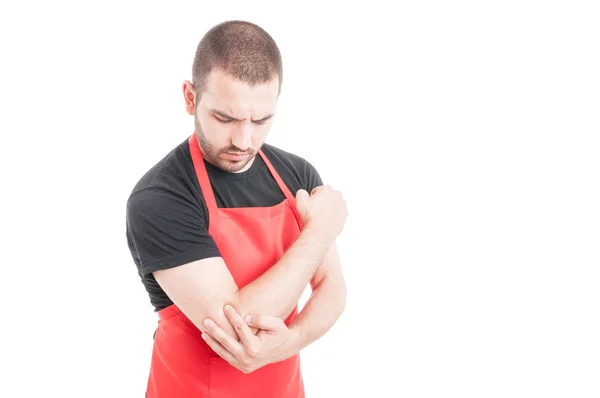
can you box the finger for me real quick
[224,305,256,348]
[295,189,309,207]
[244,314,285,331]
[295,189,309,219]
[311,184,331,195]
[296,188,309,200]
[203,318,243,358]
[310,185,323,195]
[202,332,238,365]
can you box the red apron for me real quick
[145,133,305,398]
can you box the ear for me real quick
[182,80,196,115]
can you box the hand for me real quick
[295,185,348,238]
[202,305,299,374]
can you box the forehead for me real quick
[202,68,279,118]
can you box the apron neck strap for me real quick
[188,133,304,229]
[258,149,304,229]
[188,134,219,216]
[257,149,296,203]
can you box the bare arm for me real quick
[194,241,347,374]
[286,242,347,352]
[153,224,334,340]
[153,184,346,341]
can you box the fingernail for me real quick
[203,319,210,327]
[245,315,252,323]
[224,304,232,311]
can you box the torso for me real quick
[126,136,322,311]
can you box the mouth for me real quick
[222,152,248,161]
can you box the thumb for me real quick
[245,314,285,331]
[295,189,309,211]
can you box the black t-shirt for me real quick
[125,137,323,312]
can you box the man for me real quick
[126,20,347,397]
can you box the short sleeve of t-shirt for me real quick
[126,187,220,276]
[303,160,323,193]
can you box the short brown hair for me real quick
[192,20,283,98]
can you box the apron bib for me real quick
[145,133,305,398]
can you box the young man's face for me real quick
[191,68,279,173]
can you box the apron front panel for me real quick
[146,134,306,397]
[216,201,301,289]
[208,355,302,398]
[147,311,211,397]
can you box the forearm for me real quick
[236,226,333,321]
[287,274,347,352]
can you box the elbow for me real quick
[232,289,248,317]
[194,292,244,339]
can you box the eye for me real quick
[214,115,233,123]
[252,120,267,125]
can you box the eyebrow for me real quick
[209,108,274,122]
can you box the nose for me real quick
[231,121,252,151]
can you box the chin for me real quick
[218,159,251,173]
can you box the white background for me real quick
[1,1,599,397]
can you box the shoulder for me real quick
[261,143,323,192]
[126,137,207,227]
[127,138,199,206]
[126,186,182,219]
[130,138,194,193]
